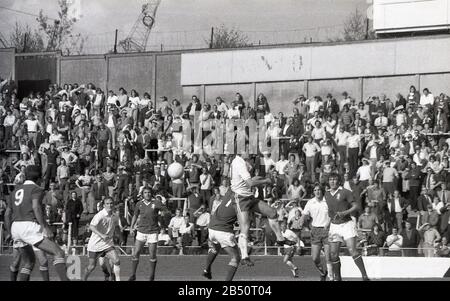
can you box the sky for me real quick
[0,0,368,53]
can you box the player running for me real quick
[84,197,121,281]
[300,184,333,281]
[325,173,369,281]
[230,152,287,266]
[280,221,303,278]
[128,187,167,281]
[4,165,69,281]
[202,190,241,281]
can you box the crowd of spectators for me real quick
[0,76,450,257]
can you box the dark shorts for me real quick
[283,246,296,260]
[88,246,116,260]
[310,227,329,246]
[234,194,259,213]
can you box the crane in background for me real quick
[119,0,161,52]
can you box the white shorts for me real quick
[208,229,236,248]
[328,219,358,243]
[11,221,45,248]
[136,232,158,244]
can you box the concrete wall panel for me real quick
[308,78,361,102]
[363,75,418,102]
[420,73,450,96]
[0,49,14,80]
[60,57,106,91]
[156,54,182,104]
[256,81,307,115]
[108,55,153,94]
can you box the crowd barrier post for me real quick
[68,222,72,252]
[0,222,3,255]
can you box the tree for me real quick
[208,24,250,49]
[36,0,80,51]
[342,8,375,41]
[9,22,45,53]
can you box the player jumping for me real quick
[4,165,69,281]
[325,173,369,281]
[84,197,121,281]
[202,190,241,281]
[300,184,333,281]
[128,187,167,281]
[230,152,287,266]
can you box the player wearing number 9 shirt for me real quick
[202,190,241,281]
[4,165,69,281]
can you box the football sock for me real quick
[332,259,342,281]
[238,234,249,259]
[286,260,297,270]
[225,264,238,281]
[101,263,111,278]
[10,267,19,281]
[314,262,326,276]
[40,266,50,281]
[205,249,218,272]
[113,264,121,281]
[352,254,368,279]
[130,258,139,277]
[18,268,31,281]
[327,263,334,280]
[54,258,69,281]
[149,259,157,281]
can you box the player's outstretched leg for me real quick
[148,243,157,281]
[106,249,121,281]
[203,243,220,279]
[98,257,112,281]
[283,248,298,278]
[10,247,21,281]
[129,239,145,281]
[84,256,98,281]
[34,238,69,281]
[223,246,241,281]
[17,245,36,281]
[235,209,254,266]
[346,237,369,281]
[311,244,327,281]
[255,201,287,245]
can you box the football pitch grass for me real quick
[0,255,448,281]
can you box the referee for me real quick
[300,184,333,281]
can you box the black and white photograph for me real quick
[0,0,450,288]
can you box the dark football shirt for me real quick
[208,191,238,233]
[324,187,354,225]
[10,180,44,222]
[134,199,165,234]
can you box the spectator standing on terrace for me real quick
[420,223,441,257]
[400,219,420,257]
[302,135,320,183]
[385,227,403,255]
